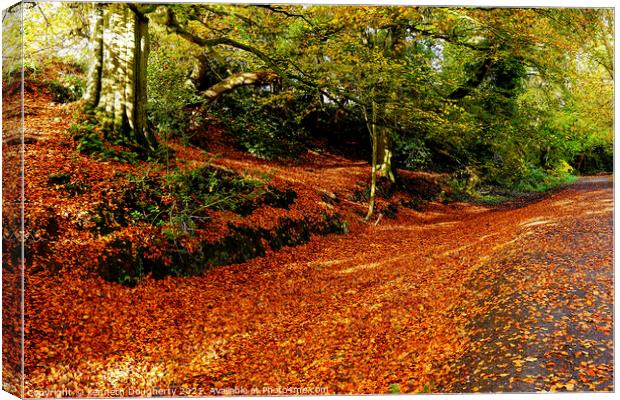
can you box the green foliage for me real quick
[388,384,401,394]
[23,3,91,68]
[215,90,310,160]
[441,166,481,201]
[69,120,139,163]
[476,194,510,205]
[166,165,265,220]
[46,75,85,103]
[92,164,298,239]
[513,166,577,193]
[90,160,353,284]
[22,4,614,190]
[393,135,432,170]
[91,171,163,234]
[101,224,266,284]
[147,34,202,141]
[98,200,347,284]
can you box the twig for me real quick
[36,4,50,26]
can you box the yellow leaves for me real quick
[549,379,577,392]
[511,355,536,369]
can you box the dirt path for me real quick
[24,174,613,395]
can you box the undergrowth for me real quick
[47,75,85,103]
[69,119,140,164]
[82,164,344,285]
[444,164,577,203]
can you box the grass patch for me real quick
[513,170,577,193]
[476,194,510,205]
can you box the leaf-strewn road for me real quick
[25,176,613,394]
[445,176,614,392]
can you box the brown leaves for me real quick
[22,86,613,394]
[446,178,613,393]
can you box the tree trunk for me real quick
[366,127,378,222]
[363,101,378,222]
[575,153,585,171]
[376,127,395,183]
[83,4,103,107]
[84,3,156,150]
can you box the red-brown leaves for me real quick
[20,85,613,394]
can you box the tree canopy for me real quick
[19,3,614,208]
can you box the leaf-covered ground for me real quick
[443,177,614,393]
[13,87,614,395]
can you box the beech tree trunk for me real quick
[84,3,156,150]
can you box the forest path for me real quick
[442,176,614,392]
[20,78,613,395]
[25,175,613,394]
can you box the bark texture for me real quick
[84,3,155,149]
[363,101,378,221]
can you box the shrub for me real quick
[214,90,310,160]
[147,43,202,141]
[47,75,85,103]
[69,120,139,163]
[393,134,431,170]
[513,165,575,193]
[92,165,298,237]
[166,165,264,218]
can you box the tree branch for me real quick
[162,7,370,111]
[202,71,278,103]
[255,5,314,28]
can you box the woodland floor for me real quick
[7,86,614,395]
